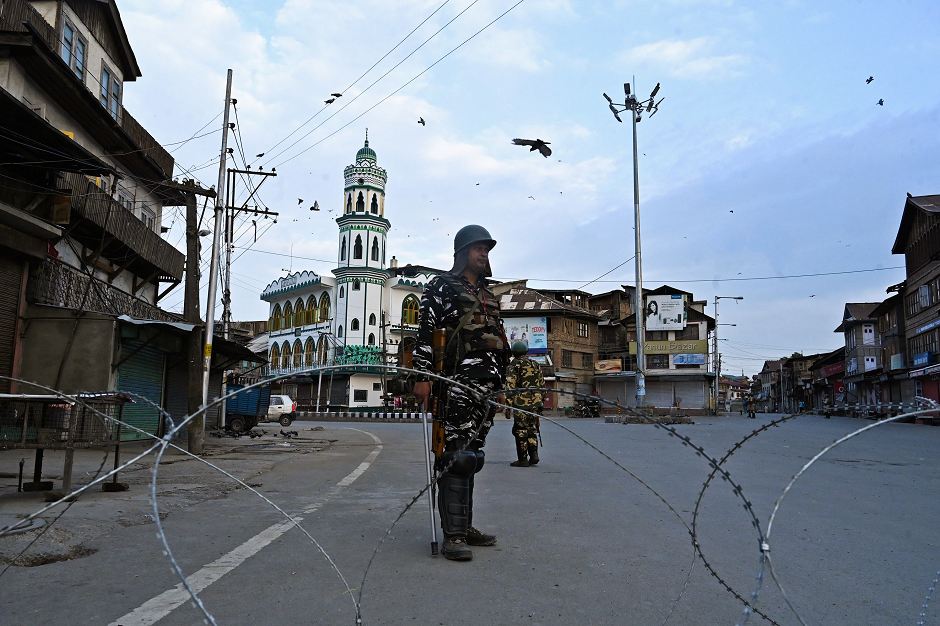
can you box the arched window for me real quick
[339,286,345,298]
[369,313,376,326]
[351,318,360,331]
[270,343,280,368]
[346,195,352,214]
[293,340,303,368]
[304,337,315,367]
[337,325,343,338]
[283,302,293,329]
[270,304,282,331]
[370,194,378,214]
[402,296,419,325]
[353,279,360,290]
[340,236,346,261]
[382,241,385,265]
[318,293,330,323]
[294,298,305,327]
[316,336,328,365]
[354,234,363,259]
[306,295,317,324]
[356,192,364,212]
[281,341,292,369]
[371,237,379,261]
[368,333,376,346]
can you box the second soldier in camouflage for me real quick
[504,341,546,467]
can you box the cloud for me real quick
[620,37,748,80]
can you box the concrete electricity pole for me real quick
[202,69,234,421]
[603,80,663,407]
[713,295,743,412]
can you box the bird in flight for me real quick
[331,92,343,98]
[310,201,319,211]
[866,76,874,84]
[325,97,336,104]
[297,198,303,205]
[729,210,734,213]
[418,117,426,126]
[877,99,884,106]
[256,152,264,158]
[512,138,552,158]
[475,183,480,185]
[528,196,535,200]
[809,294,816,297]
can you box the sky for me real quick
[116,0,940,376]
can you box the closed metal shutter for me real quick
[674,380,706,409]
[645,380,674,408]
[0,257,22,394]
[164,357,188,438]
[118,341,166,441]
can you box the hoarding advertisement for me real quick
[645,294,686,331]
[595,359,623,373]
[672,354,706,365]
[504,316,548,354]
[629,339,708,354]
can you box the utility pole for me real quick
[603,80,663,408]
[202,68,233,424]
[182,180,215,453]
[713,295,743,413]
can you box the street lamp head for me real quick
[650,82,660,99]
[603,92,613,103]
[624,82,631,96]
[609,104,623,122]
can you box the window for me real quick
[581,352,593,369]
[339,286,345,298]
[354,235,363,259]
[317,336,328,365]
[354,389,368,402]
[864,356,877,371]
[270,304,282,331]
[117,186,134,212]
[346,195,352,214]
[293,340,303,368]
[140,207,156,231]
[907,292,921,317]
[353,280,361,290]
[920,284,932,309]
[306,295,317,324]
[368,333,375,345]
[356,192,365,212]
[675,324,699,340]
[337,325,343,338]
[373,382,382,391]
[862,323,875,346]
[371,237,379,261]
[369,313,376,325]
[340,236,346,261]
[646,331,668,341]
[304,338,315,367]
[562,350,573,368]
[351,318,360,331]
[577,322,589,338]
[647,354,669,369]
[371,194,379,214]
[294,298,305,326]
[270,344,280,366]
[281,342,292,369]
[100,64,121,119]
[61,22,87,80]
[318,293,331,323]
[283,302,293,329]
[402,296,419,325]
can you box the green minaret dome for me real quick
[356,130,376,162]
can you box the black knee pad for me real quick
[441,449,477,477]
[473,449,485,473]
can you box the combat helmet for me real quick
[453,225,496,253]
[511,341,528,356]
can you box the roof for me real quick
[810,347,845,370]
[356,138,377,162]
[645,284,694,298]
[891,194,940,255]
[761,359,785,372]
[500,288,601,319]
[870,293,902,318]
[834,302,880,332]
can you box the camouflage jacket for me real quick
[505,355,546,409]
[413,273,509,382]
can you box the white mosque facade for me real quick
[260,133,437,409]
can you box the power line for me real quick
[576,256,635,291]
[271,0,526,169]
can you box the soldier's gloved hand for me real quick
[495,393,506,413]
[505,409,512,420]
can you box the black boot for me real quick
[438,472,472,561]
[528,442,539,466]
[510,438,529,467]
[466,475,496,546]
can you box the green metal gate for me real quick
[117,341,166,441]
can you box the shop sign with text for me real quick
[629,339,708,354]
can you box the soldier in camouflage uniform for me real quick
[504,341,545,467]
[413,225,509,562]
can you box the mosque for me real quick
[260,132,436,409]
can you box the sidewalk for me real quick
[0,427,334,567]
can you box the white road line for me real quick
[109,430,383,626]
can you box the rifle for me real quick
[429,328,447,460]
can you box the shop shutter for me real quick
[674,380,706,409]
[644,381,674,408]
[0,257,22,394]
[118,341,166,440]
[164,358,188,438]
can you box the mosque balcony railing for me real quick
[268,320,333,339]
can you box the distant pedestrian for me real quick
[504,341,545,467]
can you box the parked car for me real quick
[264,394,296,427]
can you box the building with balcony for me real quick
[0,1,240,439]
[836,303,881,407]
[260,134,433,410]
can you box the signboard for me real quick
[645,294,686,331]
[595,359,622,373]
[913,352,932,367]
[916,319,940,335]
[629,339,708,354]
[504,316,548,354]
[818,361,845,378]
[673,353,706,365]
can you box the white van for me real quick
[265,395,296,426]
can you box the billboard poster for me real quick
[595,359,623,373]
[673,353,706,365]
[645,294,686,331]
[504,316,548,354]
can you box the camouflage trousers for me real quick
[510,407,540,454]
[441,377,500,445]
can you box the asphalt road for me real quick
[2,413,939,626]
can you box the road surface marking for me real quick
[109,429,383,626]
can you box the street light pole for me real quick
[604,81,663,408]
[713,296,743,412]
